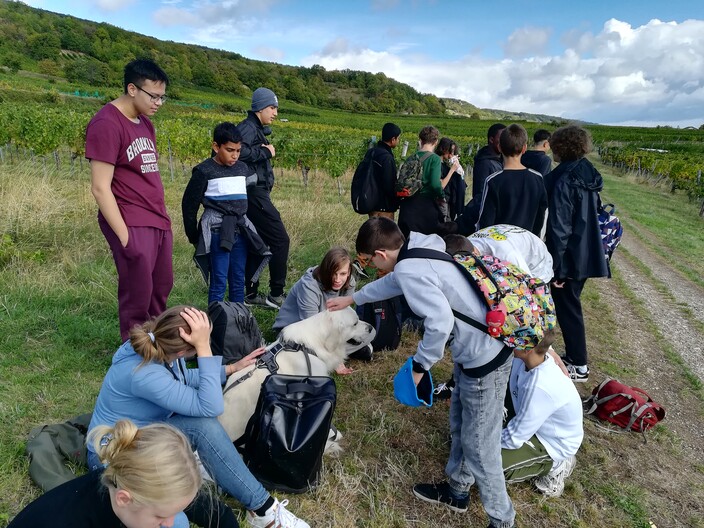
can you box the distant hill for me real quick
[0,1,572,122]
[442,98,567,125]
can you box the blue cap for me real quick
[393,357,433,407]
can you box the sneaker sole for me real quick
[264,299,282,309]
[412,489,468,513]
[570,377,589,383]
[244,301,278,310]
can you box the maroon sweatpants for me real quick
[99,216,174,341]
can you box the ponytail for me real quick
[89,419,201,505]
[129,305,195,365]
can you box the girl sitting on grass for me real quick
[86,305,309,528]
[9,420,202,528]
[273,247,371,374]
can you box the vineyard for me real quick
[1,73,704,209]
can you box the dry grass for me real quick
[1,156,703,527]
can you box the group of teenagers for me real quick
[10,60,311,528]
[343,117,611,527]
[9,56,608,528]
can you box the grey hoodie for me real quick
[273,267,356,331]
[353,232,504,370]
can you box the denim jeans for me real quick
[167,415,270,511]
[209,230,248,304]
[446,360,515,528]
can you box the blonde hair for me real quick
[89,419,201,506]
[129,305,195,366]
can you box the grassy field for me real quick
[1,153,703,527]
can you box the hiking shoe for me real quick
[351,259,369,279]
[433,381,454,401]
[348,343,373,361]
[565,364,589,383]
[246,498,310,528]
[266,293,287,309]
[534,455,577,497]
[413,482,469,513]
[244,293,278,310]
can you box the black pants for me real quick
[245,188,290,297]
[397,194,444,239]
[551,278,588,366]
[184,493,239,528]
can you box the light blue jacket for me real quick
[87,341,226,454]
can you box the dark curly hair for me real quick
[550,125,592,162]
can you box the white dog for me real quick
[219,307,376,449]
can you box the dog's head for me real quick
[279,307,376,370]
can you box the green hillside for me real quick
[0,0,569,122]
[0,0,447,114]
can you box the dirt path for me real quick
[581,204,704,527]
[614,229,704,383]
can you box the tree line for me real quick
[0,1,445,115]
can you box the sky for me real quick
[24,0,704,127]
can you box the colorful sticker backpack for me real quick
[450,253,556,349]
[398,248,556,350]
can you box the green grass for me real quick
[598,162,704,289]
[2,153,704,527]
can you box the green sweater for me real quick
[414,150,443,199]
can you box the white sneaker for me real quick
[246,498,310,528]
[534,455,577,497]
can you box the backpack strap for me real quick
[418,151,433,163]
[398,246,492,334]
[397,245,512,377]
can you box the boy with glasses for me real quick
[86,59,172,341]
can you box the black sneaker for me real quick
[244,293,277,310]
[565,364,589,383]
[266,293,286,309]
[413,482,468,513]
[433,377,455,401]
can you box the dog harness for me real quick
[222,339,319,396]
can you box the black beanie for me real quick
[381,122,401,142]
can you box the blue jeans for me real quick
[167,415,270,511]
[446,360,515,528]
[209,230,248,304]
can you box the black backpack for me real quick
[208,301,264,364]
[243,372,337,493]
[356,296,403,351]
[350,149,379,214]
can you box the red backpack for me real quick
[584,378,665,433]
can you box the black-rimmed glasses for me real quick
[135,85,168,103]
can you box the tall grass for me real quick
[1,155,703,527]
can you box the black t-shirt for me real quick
[8,470,122,528]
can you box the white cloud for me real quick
[504,26,551,58]
[252,45,285,61]
[153,0,278,28]
[95,0,136,11]
[302,18,704,126]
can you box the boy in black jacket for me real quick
[476,124,548,237]
[237,87,290,309]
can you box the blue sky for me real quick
[25,0,704,127]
